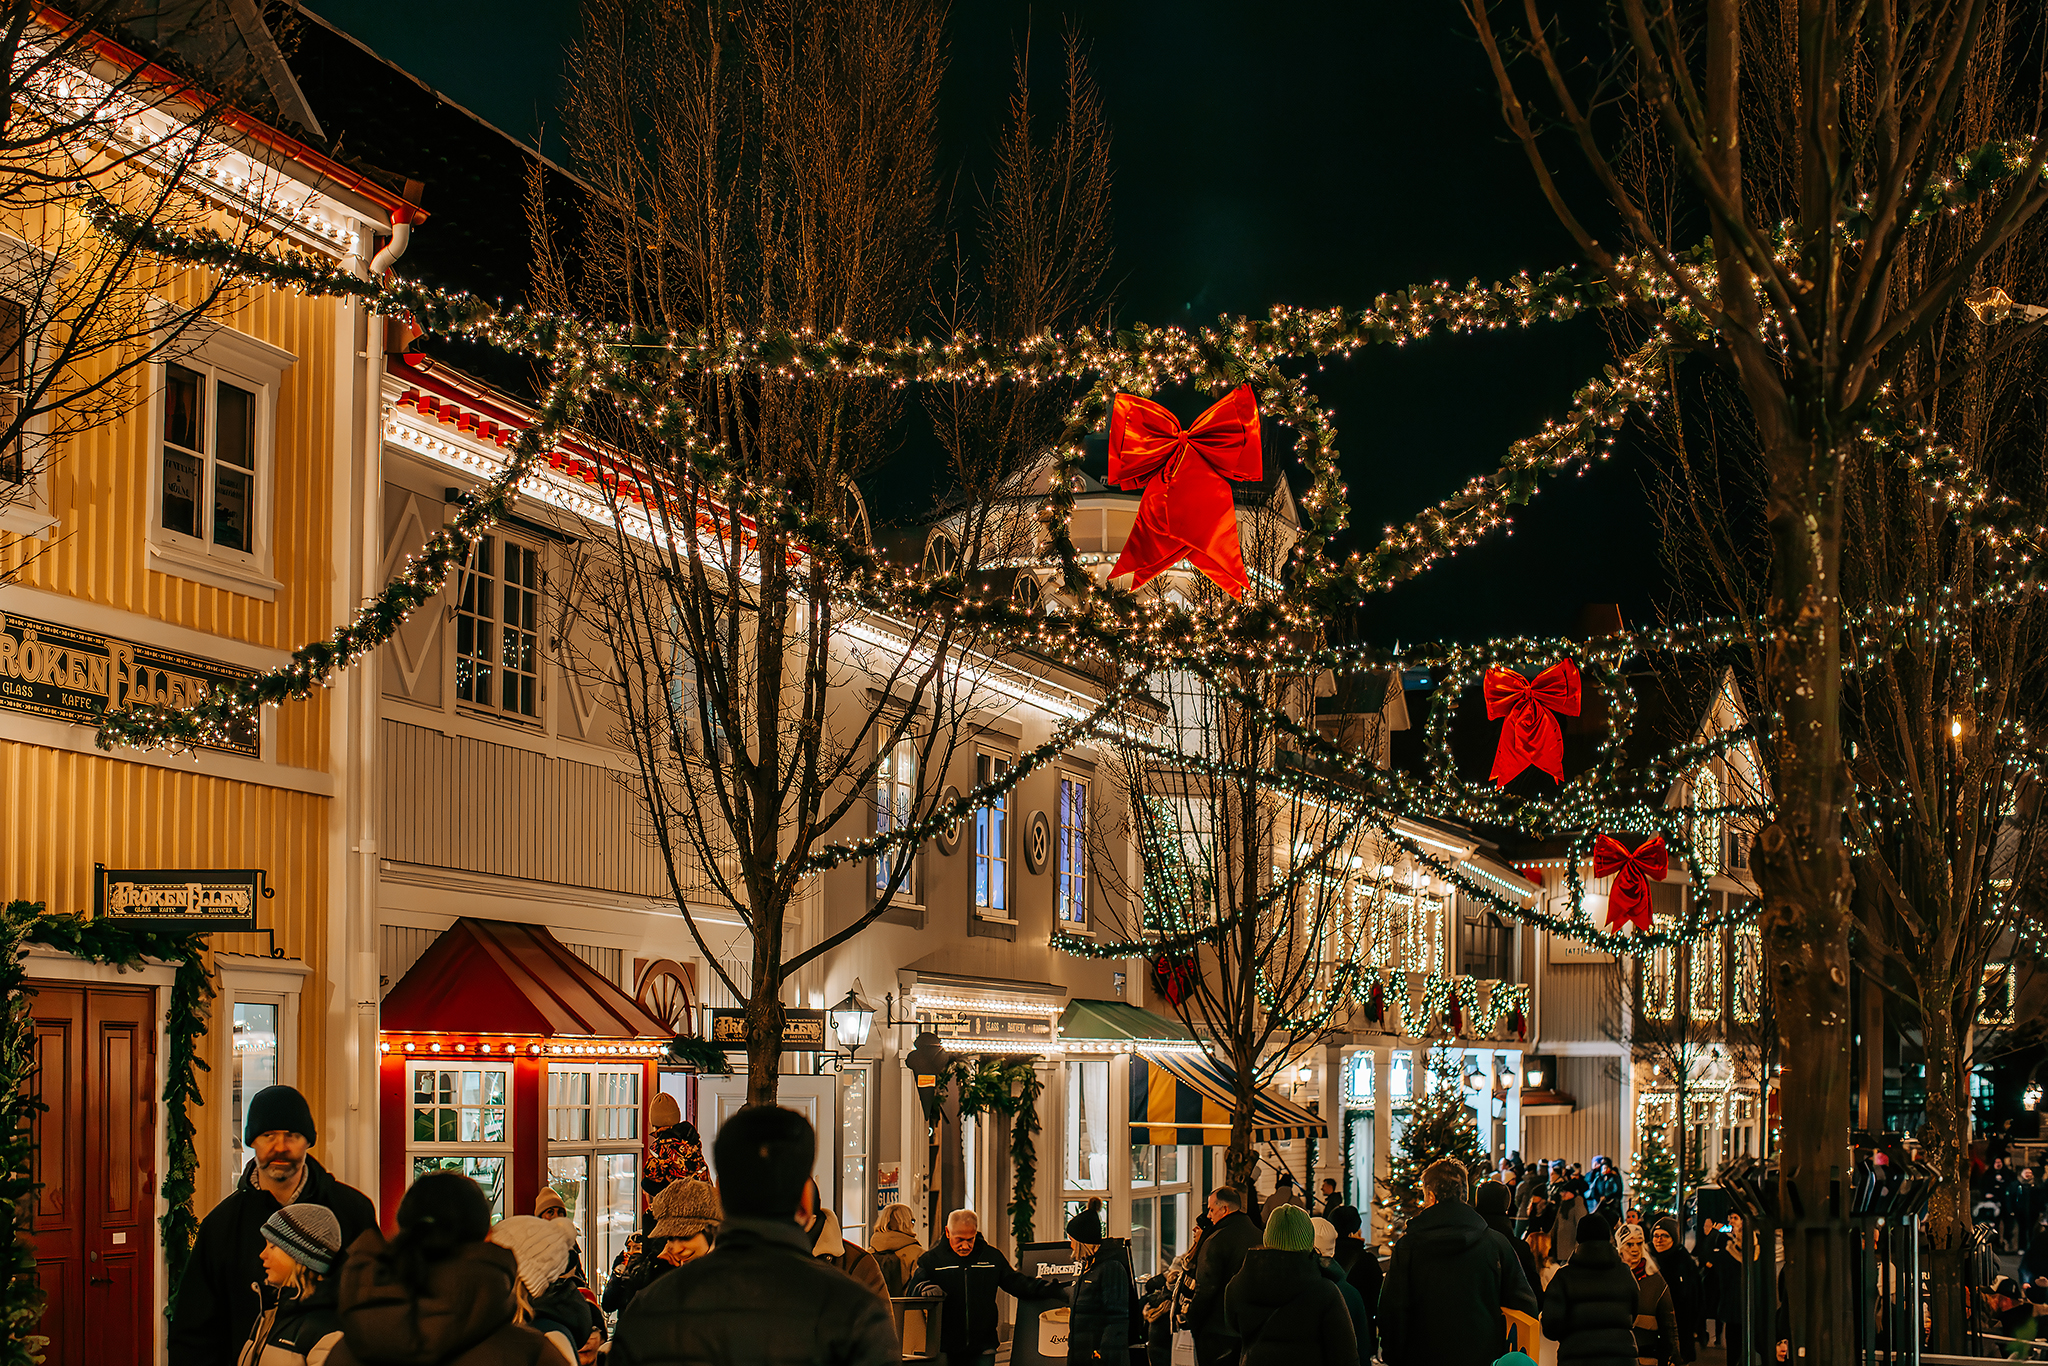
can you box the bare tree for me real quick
[1086,502,1392,1202]
[535,0,1116,1103]
[0,0,320,553]
[1464,0,2048,1350]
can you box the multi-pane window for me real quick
[875,733,919,897]
[161,360,260,553]
[1458,905,1514,981]
[456,535,541,718]
[1731,927,1763,1022]
[1689,927,1725,1020]
[546,1064,641,1296]
[0,298,24,484]
[408,1063,511,1218]
[1692,768,1723,875]
[1128,1145,1191,1277]
[975,752,1011,915]
[1058,776,1089,924]
[1065,1059,1109,1189]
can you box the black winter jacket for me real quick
[530,1278,595,1361]
[1221,1248,1356,1366]
[172,1158,379,1366]
[1541,1241,1641,1366]
[238,1276,343,1366]
[1187,1210,1261,1342]
[909,1233,1060,1359]
[1629,1267,1679,1366]
[325,1232,568,1366]
[610,1218,898,1366]
[1377,1201,1539,1366]
[1329,1236,1381,1360]
[1318,1259,1369,1366]
[1069,1241,1136,1362]
[601,1250,673,1315]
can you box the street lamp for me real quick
[829,982,876,1055]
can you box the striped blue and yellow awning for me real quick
[1130,1050,1326,1145]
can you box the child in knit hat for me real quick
[240,1205,344,1366]
[488,1214,596,1365]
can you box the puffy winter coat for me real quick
[1317,1258,1369,1366]
[1377,1200,1539,1366]
[529,1277,596,1364]
[909,1233,1061,1359]
[1541,1240,1642,1366]
[1069,1240,1136,1362]
[600,1249,673,1315]
[1221,1248,1356,1366]
[807,1208,889,1299]
[608,1217,898,1366]
[1186,1210,1261,1343]
[867,1228,925,1299]
[1628,1266,1678,1366]
[1329,1236,1381,1360]
[237,1277,343,1366]
[171,1159,379,1366]
[324,1232,569,1366]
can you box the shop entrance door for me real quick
[28,982,157,1366]
[697,1074,837,1210]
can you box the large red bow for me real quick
[1483,659,1581,786]
[1593,834,1668,932]
[1108,385,1262,598]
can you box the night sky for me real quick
[300,0,1658,646]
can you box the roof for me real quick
[380,917,672,1039]
[1059,998,1199,1045]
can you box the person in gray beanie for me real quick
[237,1204,346,1366]
[170,1084,377,1366]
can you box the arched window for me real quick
[1691,767,1723,875]
[922,529,959,577]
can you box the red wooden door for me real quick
[29,983,158,1366]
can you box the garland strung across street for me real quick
[73,202,2048,966]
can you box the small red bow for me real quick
[1483,659,1581,786]
[1593,834,1668,932]
[1108,385,1263,598]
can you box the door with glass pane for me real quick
[545,1064,642,1298]
[1128,1144,1192,1278]
[407,1062,511,1217]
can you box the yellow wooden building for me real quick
[0,19,421,1361]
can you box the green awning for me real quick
[1058,999,1199,1046]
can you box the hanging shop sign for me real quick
[0,611,259,756]
[93,864,272,930]
[707,1007,827,1050]
[918,1009,1055,1044]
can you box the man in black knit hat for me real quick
[168,1083,376,1366]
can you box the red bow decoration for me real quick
[1107,385,1262,598]
[1151,954,1198,1006]
[1593,834,1668,933]
[1364,978,1385,1025]
[1483,659,1582,786]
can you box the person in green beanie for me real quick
[1222,1204,1357,1366]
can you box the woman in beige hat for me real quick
[601,1179,721,1316]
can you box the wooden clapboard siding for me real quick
[1541,960,1619,1042]
[379,718,733,901]
[0,740,329,1198]
[1524,1055,1624,1167]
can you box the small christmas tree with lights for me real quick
[1377,1046,1491,1231]
[1634,1122,1679,1217]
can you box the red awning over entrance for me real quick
[381,917,671,1039]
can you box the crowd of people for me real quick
[164,1087,1787,1366]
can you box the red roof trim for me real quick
[380,918,673,1040]
[44,6,427,223]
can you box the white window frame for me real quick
[213,953,309,1189]
[0,230,63,538]
[975,749,1013,920]
[545,1062,643,1297]
[405,1059,514,1219]
[452,530,545,723]
[1057,773,1089,927]
[874,729,921,903]
[144,312,294,600]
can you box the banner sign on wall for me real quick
[0,611,258,756]
[708,1007,827,1050]
[94,864,272,930]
